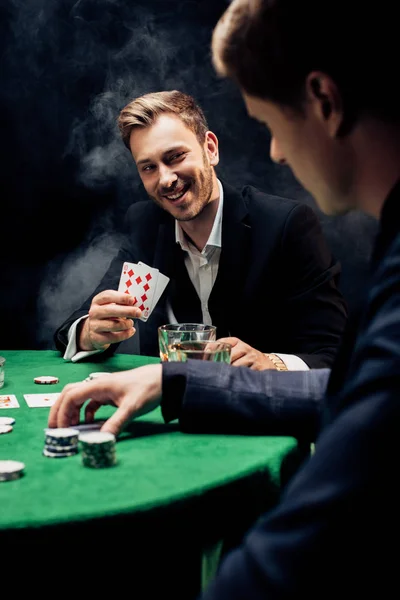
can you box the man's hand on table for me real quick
[217,337,281,371]
[78,290,142,352]
[48,364,162,436]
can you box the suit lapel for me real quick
[152,217,176,277]
[208,181,251,336]
[150,181,251,330]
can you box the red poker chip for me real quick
[34,376,59,385]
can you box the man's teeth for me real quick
[165,188,186,200]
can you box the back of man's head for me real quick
[212,0,399,135]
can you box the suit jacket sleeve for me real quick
[162,361,329,441]
[200,390,399,599]
[53,201,164,357]
[199,233,400,599]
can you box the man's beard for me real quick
[148,150,215,220]
[175,162,214,223]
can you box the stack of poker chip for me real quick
[79,431,117,468]
[43,427,79,458]
[0,416,15,435]
[0,460,25,482]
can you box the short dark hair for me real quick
[212,0,400,131]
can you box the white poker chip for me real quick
[79,431,115,444]
[0,424,13,434]
[0,416,15,426]
[45,443,78,453]
[34,375,59,384]
[44,427,79,438]
[42,448,78,458]
[0,460,25,482]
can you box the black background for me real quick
[0,0,378,351]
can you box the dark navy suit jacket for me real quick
[54,181,346,367]
[162,181,400,598]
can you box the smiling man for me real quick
[54,90,346,369]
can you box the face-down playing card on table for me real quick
[73,420,106,432]
[118,261,169,321]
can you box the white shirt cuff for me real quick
[63,316,103,363]
[273,353,310,371]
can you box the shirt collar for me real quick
[175,179,223,252]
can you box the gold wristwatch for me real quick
[265,353,288,371]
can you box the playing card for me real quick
[131,262,159,321]
[0,394,20,408]
[23,393,60,407]
[139,262,169,316]
[118,261,160,322]
[118,261,140,298]
[73,420,106,432]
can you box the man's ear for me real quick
[205,131,219,166]
[306,71,344,137]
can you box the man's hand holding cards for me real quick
[78,289,143,352]
[118,262,169,322]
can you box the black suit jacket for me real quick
[54,181,347,367]
[162,181,400,598]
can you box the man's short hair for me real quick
[118,90,209,148]
[212,0,400,133]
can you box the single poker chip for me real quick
[0,416,15,426]
[0,460,25,482]
[42,448,78,458]
[34,376,59,385]
[44,427,79,438]
[0,424,13,434]
[44,443,78,453]
[44,427,79,447]
[79,431,115,444]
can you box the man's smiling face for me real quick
[129,113,217,221]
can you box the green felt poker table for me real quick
[0,350,303,596]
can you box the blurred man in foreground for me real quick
[50,0,400,596]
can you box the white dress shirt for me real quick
[167,179,224,325]
[64,179,308,370]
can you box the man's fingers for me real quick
[84,399,103,423]
[91,318,135,334]
[89,326,136,349]
[48,382,80,427]
[100,403,136,437]
[230,344,248,362]
[90,303,142,321]
[49,381,97,428]
[231,355,253,367]
[89,290,143,322]
[93,290,139,306]
[217,337,240,347]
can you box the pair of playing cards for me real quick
[118,261,169,321]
